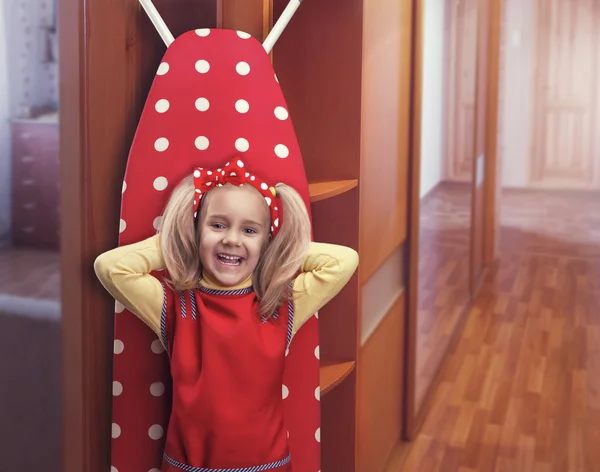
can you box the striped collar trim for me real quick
[197,285,254,296]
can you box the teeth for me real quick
[220,254,241,261]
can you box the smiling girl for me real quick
[94,158,358,472]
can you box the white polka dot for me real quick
[236,61,250,75]
[315,311,319,319]
[150,382,165,397]
[315,427,320,442]
[235,99,250,113]
[195,60,210,73]
[237,160,245,168]
[151,339,165,354]
[111,467,118,472]
[115,301,124,313]
[195,97,210,111]
[154,137,169,152]
[195,28,210,36]
[237,31,251,39]
[157,62,169,75]
[235,138,249,152]
[265,197,272,206]
[113,381,123,396]
[195,136,210,150]
[153,216,163,231]
[119,219,126,233]
[274,106,289,120]
[148,424,164,440]
[153,177,168,191]
[114,340,124,354]
[112,423,121,438]
[314,346,320,359]
[250,176,256,181]
[282,384,289,399]
[274,218,279,228]
[260,182,269,190]
[315,386,320,401]
[122,181,127,193]
[155,99,170,113]
[285,347,289,357]
[275,144,289,158]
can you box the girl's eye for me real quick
[211,223,225,229]
[244,228,257,235]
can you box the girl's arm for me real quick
[291,242,359,336]
[93,234,165,336]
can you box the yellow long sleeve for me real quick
[93,234,165,336]
[291,242,359,335]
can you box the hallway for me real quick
[398,189,600,472]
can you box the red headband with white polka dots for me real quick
[193,158,282,237]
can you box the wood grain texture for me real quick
[60,2,217,471]
[272,0,363,183]
[483,0,503,266]
[404,0,424,440]
[320,361,356,396]
[308,179,358,203]
[445,0,479,183]
[531,0,600,189]
[357,293,405,472]
[358,0,412,284]
[415,183,472,413]
[322,369,357,472]
[470,0,490,295]
[394,189,600,472]
[218,0,271,42]
[0,248,60,300]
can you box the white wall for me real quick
[0,3,11,245]
[419,0,446,199]
[498,0,534,188]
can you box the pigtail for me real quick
[254,183,311,317]
[158,175,203,291]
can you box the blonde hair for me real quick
[158,176,311,318]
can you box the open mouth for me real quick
[216,253,243,266]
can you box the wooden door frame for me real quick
[483,0,502,266]
[403,0,503,441]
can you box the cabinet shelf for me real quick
[320,361,356,396]
[309,180,358,203]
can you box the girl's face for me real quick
[198,184,270,287]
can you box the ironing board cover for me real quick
[111,28,321,472]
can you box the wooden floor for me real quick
[397,188,600,472]
[416,182,472,411]
[0,246,60,301]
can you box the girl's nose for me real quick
[223,229,242,246]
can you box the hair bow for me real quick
[193,159,282,237]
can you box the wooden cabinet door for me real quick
[531,0,600,188]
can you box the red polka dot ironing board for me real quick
[112,28,320,472]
